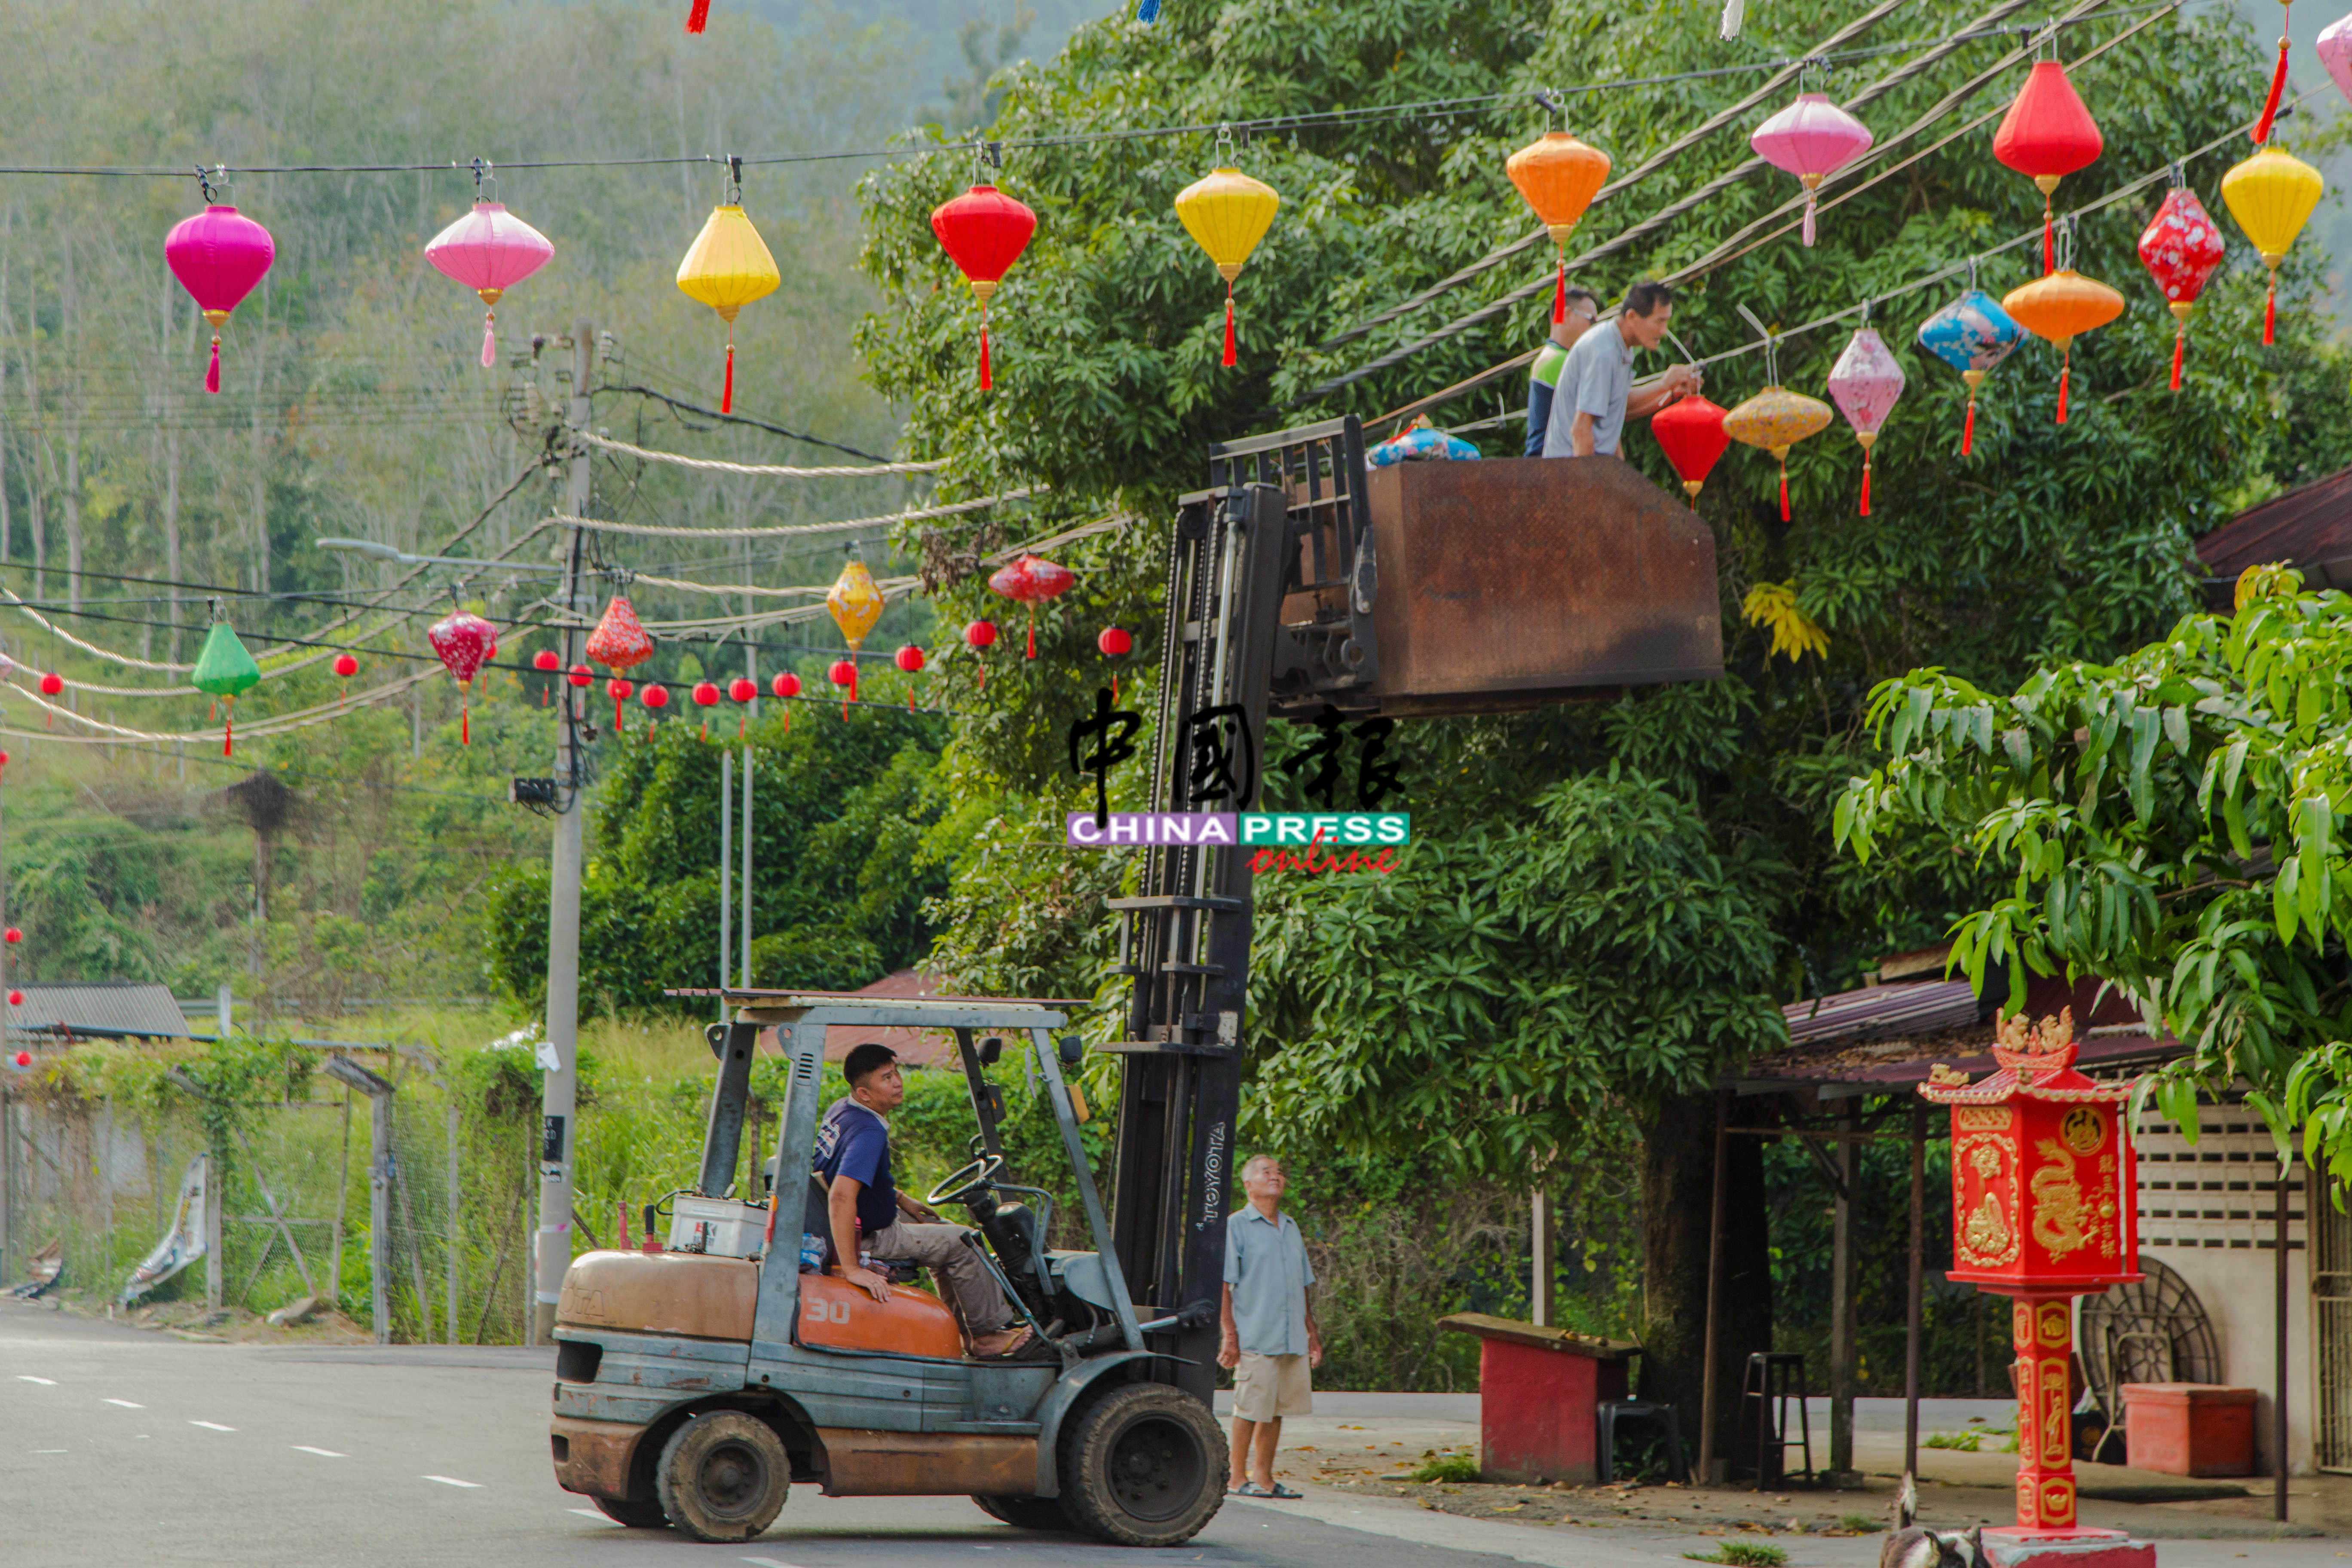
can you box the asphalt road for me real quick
[0,1302,1519,1568]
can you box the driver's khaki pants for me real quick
[864,1220,1015,1336]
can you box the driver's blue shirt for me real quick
[807,1098,897,1240]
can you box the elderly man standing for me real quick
[1219,1154,1320,1498]
[1542,280,1698,459]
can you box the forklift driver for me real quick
[805,1042,1038,1360]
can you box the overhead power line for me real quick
[577,432,944,478]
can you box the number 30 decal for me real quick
[804,1297,853,1324]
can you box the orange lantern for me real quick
[1920,1009,2139,1544]
[2002,255,2124,424]
[1506,131,1611,324]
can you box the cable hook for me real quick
[725,154,744,205]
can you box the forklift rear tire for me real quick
[971,1494,1076,1531]
[654,1411,790,1543]
[1055,1382,1225,1547]
[591,1494,670,1529]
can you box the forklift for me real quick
[546,421,1723,1544]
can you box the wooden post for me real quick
[1830,1097,1859,1478]
[447,1098,461,1346]
[370,1090,392,1344]
[203,1149,223,1312]
[1530,1187,1554,1329]
[1697,1087,1731,1484]
[1904,1103,1925,1523]
[2278,1157,2292,1522]
[0,1085,11,1277]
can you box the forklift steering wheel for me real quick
[925,1154,1004,1209]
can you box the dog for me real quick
[1880,1524,1985,1568]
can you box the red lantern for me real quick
[533,649,560,671]
[427,609,496,745]
[5,990,18,1006]
[829,657,859,719]
[606,677,634,732]
[641,682,670,709]
[1096,627,1132,656]
[729,677,756,703]
[568,662,593,688]
[9,1051,24,1069]
[964,619,998,689]
[986,555,1075,658]
[690,679,720,738]
[1647,395,1731,505]
[771,670,800,733]
[931,186,1037,391]
[335,653,361,677]
[1992,61,2104,276]
[2138,186,2226,392]
[37,672,61,696]
[4,927,21,943]
[1920,1009,2139,1547]
[892,645,925,710]
[585,595,654,674]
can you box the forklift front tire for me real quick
[971,1493,1076,1531]
[1056,1383,1225,1547]
[591,1494,669,1529]
[654,1411,790,1543]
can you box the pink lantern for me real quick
[1825,326,1906,516]
[427,609,496,745]
[163,203,276,394]
[1749,94,1874,246]
[423,201,555,368]
[2319,14,2352,108]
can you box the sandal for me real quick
[976,1325,1041,1360]
[1233,1482,1277,1498]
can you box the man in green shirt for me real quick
[1523,289,1600,455]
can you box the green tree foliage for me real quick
[1836,574,2352,1183]
[481,684,951,1013]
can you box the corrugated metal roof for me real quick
[9,982,189,1039]
[2195,466,2352,588]
[1780,978,1981,1047]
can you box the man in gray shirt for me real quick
[1543,280,1698,459]
[1219,1154,1320,1498]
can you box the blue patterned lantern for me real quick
[1916,288,2025,457]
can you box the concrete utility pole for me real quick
[532,322,592,1346]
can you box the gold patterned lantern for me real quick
[1721,386,1831,522]
[824,552,886,713]
[1919,1008,2141,1541]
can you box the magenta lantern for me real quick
[1749,94,1874,247]
[164,205,276,394]
[423,201,555,368]
[1824,327,1906,516]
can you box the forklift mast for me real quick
[1104,419,1374,1405]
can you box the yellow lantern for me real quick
[824,553,886,717]
[676,202,781,413]
[2220,146,2323,345]
[1722,387,1831,522]
[1506,131,1612,325]
[2000,270,2124,424]
[1174,166,1280,367]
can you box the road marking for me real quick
[30,1449,66,1454]
[291,1446,346,1458]
[742,1559,817,1568]
[422,1475,483,1488]
[569,1509,622,1525]
[189,1421,237,1432]
[16,1375,56,1385]
[102,1398,144,1408]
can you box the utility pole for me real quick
[719,750,731,1021]
[532,321,591,1346]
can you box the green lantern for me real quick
[191,620,262,756]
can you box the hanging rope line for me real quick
[544,487,1042,540]
[576,432,946,478]
[3,666,439,744]
[1308,0,2125,403]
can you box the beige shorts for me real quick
[1232,1351,1312,1421]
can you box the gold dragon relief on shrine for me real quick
[1954,1133,2021,1268]
[2028,1137,2116,1260]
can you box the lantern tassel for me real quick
[1859,455,1871,518]
[1222,284,1237,368]
[2254,35,2289,144]
[461,703,470,745]
[2171,329,2185,392]
[481,309,496,369]
[614,695,625,732]
[686,0,710,32]
[979,304,992,392]
[1026,616,1037,659]
[224,704,233,758]
[1962,395,1977,458]
[2042,198,2055,277]
[1802,194,1817,248]
[2055,354,2069,425]
[2265,272,2278,346]
[1778,461,1790,522]
[844,665,856,721]
[722,335,735,415]
[1551,251,1566,325]
[205,334,221,395]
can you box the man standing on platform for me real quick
[1220,1154,1321,1498]
[1542,280,1697,459]
[1523,288,1601,455]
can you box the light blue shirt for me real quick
[1543,321,1636,457]
[1223,1204,1315,1357]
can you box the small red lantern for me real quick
[533,649,559,671]
[1993,61,2104,276]
[5,989,18,1006]
[2138,185,2226,392]
[606,677,634,732]
[1097,627,1134,700]
[335,653,361,677]
[1648,395,1731,506]
[4,927,21,944]
[729,677,756,703]
[931,185,1038,391]
[691,679,720,737]
[9,1050,25,1069]
[986,555,1074,659]
[1920,1009,2138,1545]
[641,682,670,709]
[829,657,859,720]
[893,645,925,710]
[427,609,496,744]
[964,620,998,689]
[568,662,593,689]
[771,670,800,733]
[37,672,61,696]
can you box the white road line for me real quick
[30,1449,66,1454]
[291,1446,346,1458]
[101,1398,144,1408]
[188,1420,236,1432]
[422,1475,483,1488]
[16,1375,55,1384]
[569,1508,622,1525]
[741,1559,817,1568]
